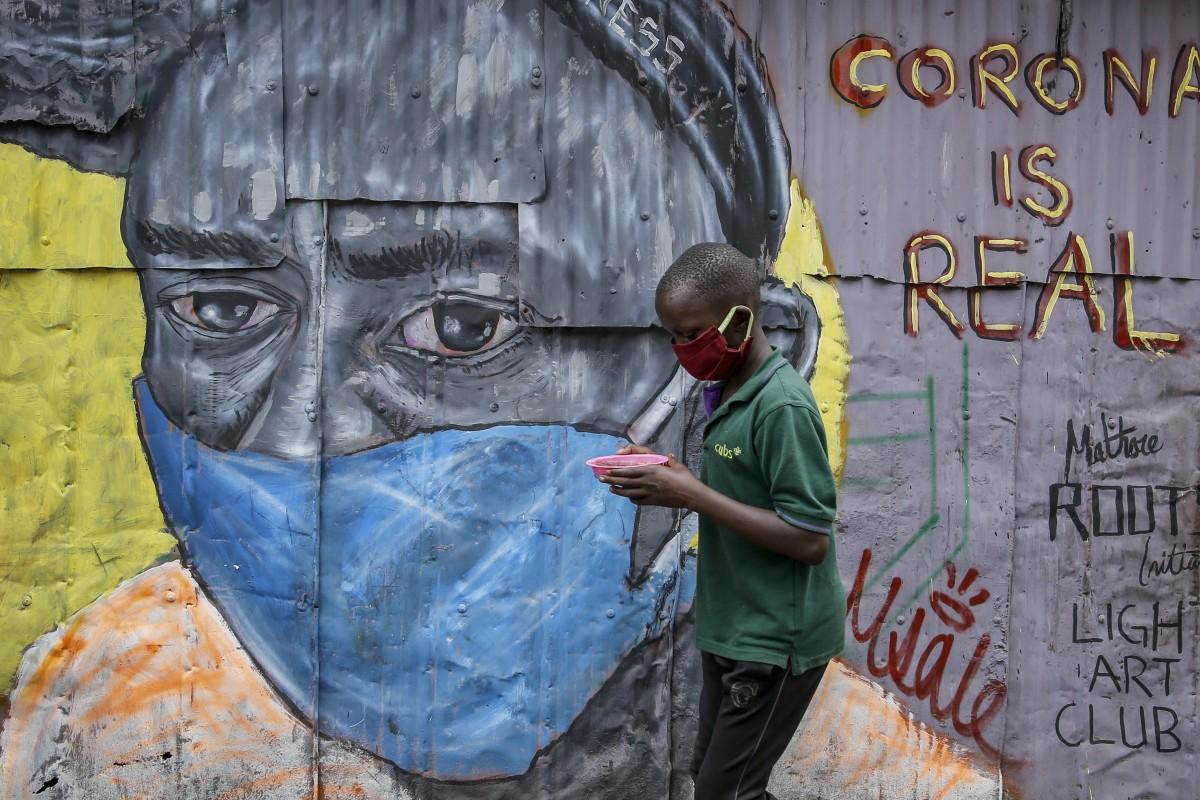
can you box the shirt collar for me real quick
[702,348,787,421]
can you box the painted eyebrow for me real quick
[136,221,277,264]
[333,232,512,281]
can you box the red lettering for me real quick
[846,550,1007,759]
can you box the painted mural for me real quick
[0,1,1196,799]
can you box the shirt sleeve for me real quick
[752,403,838,535]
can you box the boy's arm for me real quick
[603,400,836,565]
[685,480,830,564]
[752,401,838,542]
[601,463,830,563]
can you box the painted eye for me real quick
[169,291,281,333]
[398,298,519,357]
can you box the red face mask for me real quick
[671,306,755,381]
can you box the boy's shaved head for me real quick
[657,243,762,313]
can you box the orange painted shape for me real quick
[971,42,1021,114]
[898,47,956,108]
[1031,232,1106,339]
[1105,49,1157,116]
[969,236,1027,341]
[1018,144,1072,226]
[991,149,1014,207]
[1110,231,1184,355]
[1169,43,1200,118]
[1025,54,1085,114]
[903,232,965,338]
[831,35,896,109]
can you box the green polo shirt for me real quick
[696,348,844,674]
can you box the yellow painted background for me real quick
[0,143,848,700]
[0,146,131,270]
[0,144,173,699]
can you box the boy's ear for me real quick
[760,278,821,380]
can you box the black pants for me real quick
[690,653,827,800]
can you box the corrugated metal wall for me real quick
[1,1,1196,798]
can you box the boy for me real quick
[601,242,844,800]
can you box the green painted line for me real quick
[956,341,971,563]
[847,431,927,446]
[847,390,929,404]
[926,375,937,510]
[891,344,972,619]
[842,476,901,489]
[865,512,941,592]
[862,376,941,594]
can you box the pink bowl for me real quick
[586,453,669,477]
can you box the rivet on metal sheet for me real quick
[40,236,50,246]
[957,88,967,98]
[307,84,320,96]
[638,74,648,87]
[489,402,500,412]
[768,209,779,221]
[858,205,868,216]
[640,212,651,221]
[20,594,32,608]
[164,590,177,604]
[957,212,967,222]
[1106,218,1115,230]
[457,603,468,615]
[1192,228,1200,239]
[269,233,280,243]
[265,80,276,92]
[411,86,421,98]
[606,609,616,619]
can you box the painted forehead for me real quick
[122,5,723,326]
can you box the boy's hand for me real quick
[600,457,702,509]
[615,443,655,456]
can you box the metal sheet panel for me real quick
[0,0,136,132]
[282,0,546,203]
[734,1,1200,797]
[519,0,792,327]
[122,0,286,269]
[784,0,1200,281]
[3,2,1200,799]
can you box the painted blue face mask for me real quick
[134,379,688,779]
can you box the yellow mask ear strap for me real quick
[718,305,754,334]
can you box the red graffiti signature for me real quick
[846,549,1008,759]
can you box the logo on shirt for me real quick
[713,443,742,459]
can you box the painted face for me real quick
[133,202,696,456]
[128,7,725,457]
[122,3,730,780]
